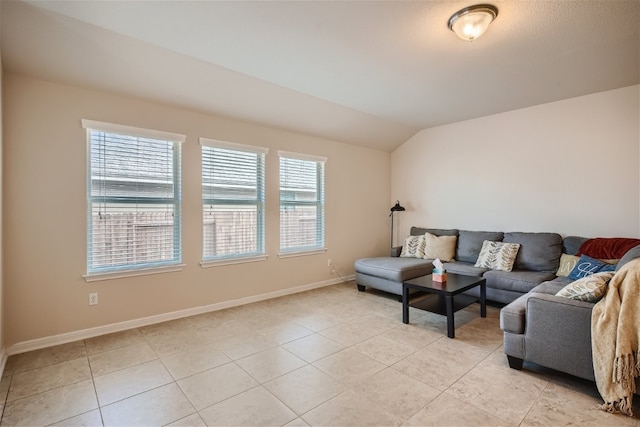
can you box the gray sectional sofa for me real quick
[356,225,640,389]
[355,226,565,304]
[500,243,640,383]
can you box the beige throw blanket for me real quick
[591,257,640,416]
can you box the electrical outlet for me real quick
[89,292,98,306]
[327,259,333,267]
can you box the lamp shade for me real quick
[390,201,405,212]
[448,4,498,42]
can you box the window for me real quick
[201,139,267,264]
[83,120,184,279]
[279,151,326,255]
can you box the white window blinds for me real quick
[83,120,184,275]
[201,139,267,261]
[279,151,326,254]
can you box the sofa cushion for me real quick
[563,236,589,256]
[556,271,614,302]
[354,257,432,282]
[456,230,504,263]
[423,232,457,261]
[483,269,557,294]
[411,227,458,237]
[474,241,520,272]
[503,232,562,272]
[616,244,640,272]
[400,235,425,258]
[443,261,488,277]
[531,278,571,294]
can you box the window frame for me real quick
[200,138,269,267]
[278,150,327,257]
[82,119,185,282]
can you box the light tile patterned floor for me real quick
[1,281,639,426]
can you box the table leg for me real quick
[446,295,454,338]
[480,281,487,318]
[402,285,409,324]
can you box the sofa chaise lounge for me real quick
[355,226,568,305]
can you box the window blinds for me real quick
[279,151,326,253]
[84,120,183,274]
[201,139,267,261]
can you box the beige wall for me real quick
[3,73,391,347]
[392,85,640,239]
[6,72,638,348]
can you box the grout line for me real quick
[0,374,12,427]
[84,339,105,427]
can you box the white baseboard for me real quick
[7,275,354,356]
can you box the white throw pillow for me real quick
[474,240,520,272]
[556,253,580,277]
[400,235,425,258]
[556,271,614,302]
[423,232,457,262]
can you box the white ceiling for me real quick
[2,0,639,151]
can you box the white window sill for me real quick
[278,248,327,259]
[200,255,268,268]
[84,264,186,282]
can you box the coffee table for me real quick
[402,273,486,338]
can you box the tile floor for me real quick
[0,281,638,426]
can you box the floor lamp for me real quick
[389,201,405,254]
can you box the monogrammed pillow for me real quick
[567,255,607,280]
[556,271,614,302]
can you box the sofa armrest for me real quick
[391,246,402,257]
[525,293,595,380]
[529,292,595,313]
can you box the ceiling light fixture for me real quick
[448,4,498,42]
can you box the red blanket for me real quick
[578,238,640,260]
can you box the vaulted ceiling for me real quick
[2,1,639,151]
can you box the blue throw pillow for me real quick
[598,263,617,273]
[567,255,606,280]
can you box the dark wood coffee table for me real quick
[402,273,486,338]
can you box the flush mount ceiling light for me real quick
[448,4,498,42]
